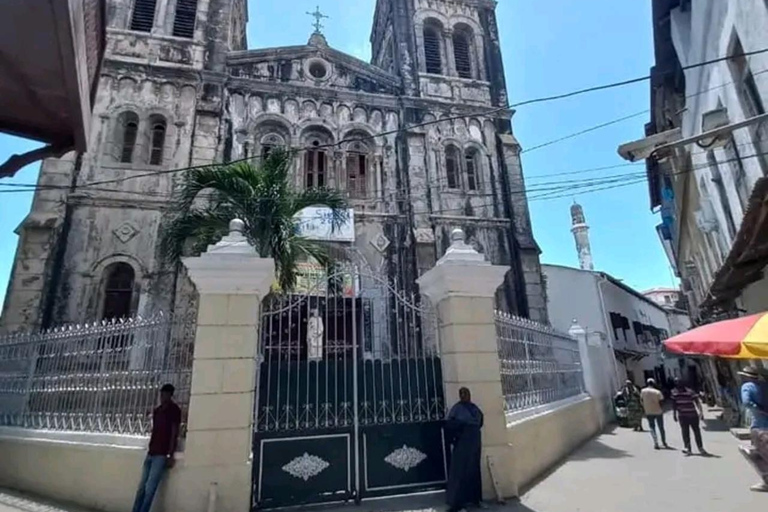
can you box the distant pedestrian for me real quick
[641,378,668,450]
[671,378,708,456]
[132,384,181,512]
[446,387,484,512]
[621,380,644,432]
[738,366,768,492]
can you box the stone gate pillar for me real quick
[166,220,274,512]
[417,229,516,500]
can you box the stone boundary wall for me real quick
[506,395,602,493]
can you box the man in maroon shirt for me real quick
[132,384,181,512]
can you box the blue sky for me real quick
[0,0,674,309]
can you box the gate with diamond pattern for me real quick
[251,267,447,509]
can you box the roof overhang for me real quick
[0,0,105,158]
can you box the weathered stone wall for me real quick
[1,0,547,333]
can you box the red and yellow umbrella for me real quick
[664,313,768,359]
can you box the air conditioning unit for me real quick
[696,107,731,149]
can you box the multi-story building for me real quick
[639,0,768,323]
[0,0,547,333]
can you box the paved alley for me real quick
[0,411,764,512]
[516,411,765,512]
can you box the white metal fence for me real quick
[0,314,195,436]
[495,311,585,413]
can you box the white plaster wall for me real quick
[544,265,674,386]
[506,396,601,492]
[671,0,768,287]
[542,265,605,335]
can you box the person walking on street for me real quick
[738,366,768,492]
[445,387,484,512]
[641,378,668,450]
[131,384,182,512]
[671,378,708,457]
[622,380,644,432]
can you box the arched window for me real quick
[346,141,369,199]
[445,146,460,189]
[119,112,140,164]
[453,29,473,79]
[465,148,481,191]
[102,263,135,320]
[305,141,327,188]
[130,0,157,32]
[148,115,167,166]
[423,23,443,75]
[260,134,286,160]
[173,0,199,38]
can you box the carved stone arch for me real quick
[117,77,139,95]
[301,124,336,189]
[265,97,282,114]
[341,127,376,199]
[468,118,483,141]
[251,114,293,159]
[90,253,149,279]
[284,99,300,122]
[463,141,487,191]
[449,16,484,36]
[340,123,379,149]
[414,9,450,29]
[319,102,335,120]
[105,105,143,164]
[157,81,179,105]
[301,99,319,118]
[88,254,147,320]
[297,117,337,141]
[369,110,384,131]
[352,106,368,124]
[454,117,468,138]
[338,105,352,124]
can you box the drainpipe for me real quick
[596,275,622,392]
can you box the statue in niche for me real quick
[307,309,324,361]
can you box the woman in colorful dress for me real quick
[622,380,644,431]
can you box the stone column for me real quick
[443,29,457,77]
[417,229,516,500]
[165,220,275,512]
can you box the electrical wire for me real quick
[4,46,760,193]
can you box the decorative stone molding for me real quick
[183,219,275,296]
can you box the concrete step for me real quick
[731,428,752,440]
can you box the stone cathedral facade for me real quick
[1,0,547,333]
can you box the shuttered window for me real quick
[102,263,135,320]
[346,153,368,198]
[130,0,157,32]
[465,149,479,191]
[445,146,460,189]
[424,26,442,75]
[149,117,167,166]
[173,0,199,38]
[120,112,140,164]
[305,144,327,189]
[453,31,472,79]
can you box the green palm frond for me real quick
[160,147,349,292]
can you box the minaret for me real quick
[571,202,594,271]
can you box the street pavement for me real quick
[0,410,764,512]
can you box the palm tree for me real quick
[160,149,349,291]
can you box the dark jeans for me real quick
[647,415,667,446]
[132,455,167,512]
[679,415,704,451]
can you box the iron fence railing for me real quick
[495,311,585,414]
[0,314,195,436]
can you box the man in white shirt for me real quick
[641,378,668,450]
